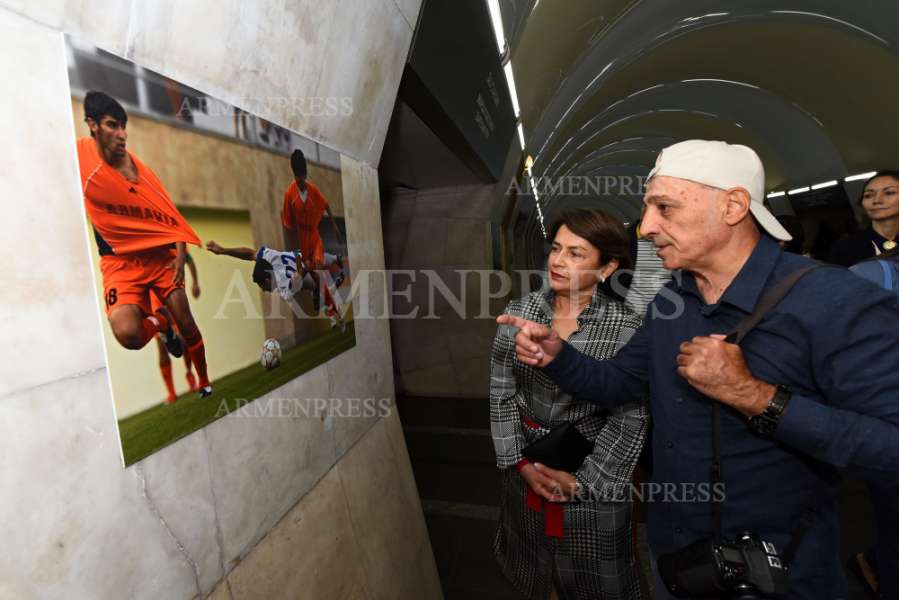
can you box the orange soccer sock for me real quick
[139,313,169,347]
[186,336,210,388]
[182,344,197,389]
[184,360,197,391]
[320,273,339,314]
[159,362,176,401]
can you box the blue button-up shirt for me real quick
[544,235,899,600]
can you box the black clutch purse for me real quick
[522,422,593,472]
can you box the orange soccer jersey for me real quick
[77,137,200,254]
[281,180,327,268]
[76,137,200,314]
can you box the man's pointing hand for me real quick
[496,314,563,368]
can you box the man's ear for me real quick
[724,187,752,225]
[86,117,98,135]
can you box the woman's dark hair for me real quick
[83,91,127,137]
[548,208,632,299]
[859,170,899,204]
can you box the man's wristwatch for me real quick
[748,384,792,436]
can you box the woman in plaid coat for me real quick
[491,209,648,599]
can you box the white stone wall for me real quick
[0,2,441,598]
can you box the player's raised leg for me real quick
[164,288,212,398]
[101,253,184,354]
[107,303,182,353]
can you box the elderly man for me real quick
[499,140,899,600]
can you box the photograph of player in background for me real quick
[76,91,213,398]
[153,252,201,403]
[204,241,347,331]
[282,149,346,323]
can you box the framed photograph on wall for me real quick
[66,35,356,466]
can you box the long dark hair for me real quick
[548,208,632,299]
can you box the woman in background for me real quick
[828,170,899,266]
[490,209,648,599]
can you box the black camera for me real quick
[658,532,789,599]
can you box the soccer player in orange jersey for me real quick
[281,150,345,321]
[76,91,213,398]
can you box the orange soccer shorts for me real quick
[148,288,167,315]
[99,246,183,316]
[301,235,326,271]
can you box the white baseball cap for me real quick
[647,139,792,241]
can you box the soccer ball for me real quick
[261,338,282,370]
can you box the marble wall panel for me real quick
[0,10,107,398]
[225,466,370,600]
[0,371,203,599]
[337,417,442,600]
[204,363,334,568]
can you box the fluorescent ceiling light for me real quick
[517,122,525,150]
[788,186,810,195]
[766,191,786,198]
[681,78,760,90]
[486,0,506,55]
[811,180,838,190]
[845,171,877,182]
[505,62,521,117]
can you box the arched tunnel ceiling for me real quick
[501,0,899,216]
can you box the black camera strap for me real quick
[711,264,820,557]
[711,403,723,543]
[723,264,820,347]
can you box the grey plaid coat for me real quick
[490,286,648,600]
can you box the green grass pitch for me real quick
[117,321,356,466]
